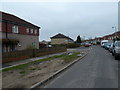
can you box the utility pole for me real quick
[5,20,8,52]
[6,21,8,39]
[112,26,117,41]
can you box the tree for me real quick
[76,35,82,44]
[113,37,120,42]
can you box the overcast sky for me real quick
[1,2,118,41]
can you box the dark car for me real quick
[103,42,111,50]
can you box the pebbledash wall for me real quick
[2,33,39,50]
[51,38,69,45]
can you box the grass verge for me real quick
[2,52,80,72]
[2,54,66,72]
[63,52,80,63]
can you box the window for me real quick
[65,40,68,42]
[34,29,37,34]
[115,42,120,47]
[31,29,33,34]
[12,25,18,33]
[32,42,35,47]
[26,28,29,33]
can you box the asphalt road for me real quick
[44,45,119,88]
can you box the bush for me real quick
[51,43,80,48]
[67,43,80,48]
[96,42,100,45]
[52,44,67,47]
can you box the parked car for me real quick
[109,43,114,53]
[84,43,91,47]
[112,41,120,60]
[101,40,109,47]
[103,42,111,50]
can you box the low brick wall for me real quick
[2,47,66,63]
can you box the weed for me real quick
[19,71,26,74]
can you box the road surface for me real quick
[44,45,119,88]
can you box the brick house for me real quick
[102,31,120,41]
[39,40,49,48]
[50,33,74,45]
[84,31,120,44]
[0,11,40,52]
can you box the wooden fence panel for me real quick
[1,47,66,63]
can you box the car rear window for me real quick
[115,42,120,47]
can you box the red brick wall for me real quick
[37,29,39,36]
[1,22,39,36]
[2,22,6,32]
[18,25,26,34]
[2,22,13,33]
[2,56,30,63]
[8,23,12,33]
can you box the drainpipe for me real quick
[5,21,8,52]
[5,21,8,39]
[112,27,117,41]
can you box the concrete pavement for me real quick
[2,52,67,69]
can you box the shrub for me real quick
[67,43,80,48]
[51,43,80,48]
[51,44,67,48]
[96,42,100,44]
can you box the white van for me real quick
[101,40,109,47]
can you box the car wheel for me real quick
[112,52,114,56]
[114,54,118,60]
[115,56,118,60]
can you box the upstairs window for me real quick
[34,29,37,34]
[12,25,18,33]
[26,28,29,33]
[31,29,33,34]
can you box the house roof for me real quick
[51,33,74,41]
[103,31,120,38]
[116,31,120,36]
[0,11,40,29]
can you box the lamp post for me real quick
[112,26,117,41]
[83,36,85,40]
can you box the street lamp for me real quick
[84,36,85,40]
[112,26,117,41]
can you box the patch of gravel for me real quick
[2,59,67,88]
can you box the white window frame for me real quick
[26,28,29,33]
[31,28,33,34]
[12,25,18,33]
[34,29,37,34]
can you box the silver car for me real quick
[109,43,114,53]
[112,41,120,60]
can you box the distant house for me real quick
[103,31,120,41]
[83,31,120,44]
[39,40,49,48]
[0,11,40,52]
[50,33,74,45]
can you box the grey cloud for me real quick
[1,2,118,41]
